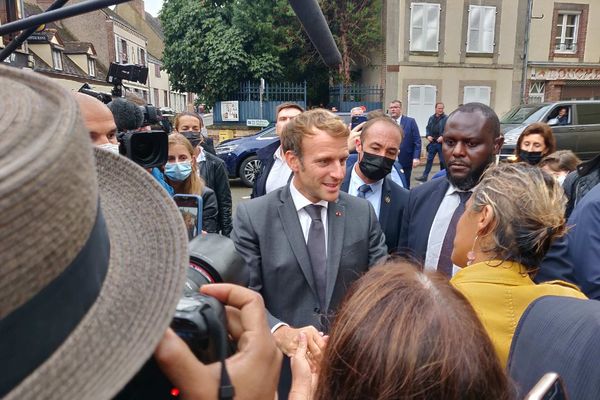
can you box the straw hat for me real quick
[0,65,188,398]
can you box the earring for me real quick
[467,235,478,266]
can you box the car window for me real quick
[259,126,277,139]
[576,104,600,125]
[500,105,550,124]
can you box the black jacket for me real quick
[564,153,600,218]
[199,151,233,236]
[251,140,280,199]
[201,187,219,233]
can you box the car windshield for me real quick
[500,105,551,124]
[258,126,277,138]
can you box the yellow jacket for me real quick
[450,260,587,368]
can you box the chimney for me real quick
[131,0,145,19]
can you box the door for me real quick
[407,85,437,136]
[574,103,600,160]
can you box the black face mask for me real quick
[180,131,202,148]
[520,150,543,165]
[358,151,395,182]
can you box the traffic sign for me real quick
[246,119,270,127]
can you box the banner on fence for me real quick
[221,101,239,121]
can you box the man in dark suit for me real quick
[233,109,388,397]
[536,182,600,299]
[251,102,304,198]
[341,117,408,253]
[389,100,421,187]
[398,103,503,277]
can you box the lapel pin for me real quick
[335,211,343,217]
[384,195,391,204]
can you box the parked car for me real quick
[215,125,278,187]
[500,101,600,161]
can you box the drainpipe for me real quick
[520,0,534,104]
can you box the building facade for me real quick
[526,1,600,103]
[384,0,528,134]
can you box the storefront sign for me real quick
[531,67,600,81]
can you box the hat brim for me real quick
[7,149,188,399]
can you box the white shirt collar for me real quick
[289,178,329,212]
[196,148,206,162]
[273,145,285,162]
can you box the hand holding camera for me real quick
[155,284,283,400]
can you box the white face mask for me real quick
[97,143,120,155]
[557,174,567,186]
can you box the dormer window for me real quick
[52,49,62,70]
[88,57,96,77]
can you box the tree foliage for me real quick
[160,0,382,106]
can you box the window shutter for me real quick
[482,7,496,52]
[410,3,440,52]
[410,4,425,51]
[467,5,480,52]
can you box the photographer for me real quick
[155,284,282,399]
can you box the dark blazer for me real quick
[199,151,233,236]
[398,177,450,262]
[251,140,281,198]
[201,186,219,233]
[346,153,408,188]
[232,185,388,331]
[397,116,422,169]
[341,162,409,253]
[537,182,600,299]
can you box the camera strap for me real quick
[204,308,234,400]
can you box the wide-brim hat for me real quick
[0,65,188,398]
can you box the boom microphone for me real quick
[288,0,342,67]
[107,98,144,132]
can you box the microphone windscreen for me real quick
[288,0,342,67]
[107,98,144,131]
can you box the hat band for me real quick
[0,205,110,396]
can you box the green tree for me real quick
[160,0,247,107]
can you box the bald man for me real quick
[74,93,118,146]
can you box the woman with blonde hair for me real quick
[165,133,218,233]
[450,163,586,367]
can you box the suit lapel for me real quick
[325,199,345,310]
[277,187,319,300]
[341,164,352,193]
[419,179,449,251]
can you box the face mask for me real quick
[519,150,543,165]
[557,174,567,186]
[180,131,202,148]
[165,161,192,182]
[97,142,120,155]
[358,151,395,182]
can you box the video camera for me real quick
[115,234,248,399]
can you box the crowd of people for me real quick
[3,62,600,400]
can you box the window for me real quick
[409,3,440,52]
[576,104,600,125]
[88,58,96,77]
[407,85,437,135]
[118,38,128,63]
[153,88,160,106]
[52,49,62,70]
[164,90,169,107]
[528,82,545,104]
[139,48,146,66]
[466,5,496,53]
[154,63,160,78]
[464,86,491,105]
[555,12,579,53]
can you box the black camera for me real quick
[115,234,248,399]
[116,130,168,170]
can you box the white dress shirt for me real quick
[424,184,466,276]
[348,164,383,218]
[265,145,293,193]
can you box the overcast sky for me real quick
[144,0,162,17]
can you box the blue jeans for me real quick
[422,142,445,178]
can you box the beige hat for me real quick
[0,65,188,398]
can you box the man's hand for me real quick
[412,158,420,168]
[347,121,366,152]
[155,284,282,400]
[273,325,327,366]
[426,135,434,142]
[437,136,443,143]
[289,332,320,400]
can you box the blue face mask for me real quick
[165,161,192,182]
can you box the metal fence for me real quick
[214,81,307,123]
[329,84,384,112]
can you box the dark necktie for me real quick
[305,204,327,309]
[437,191,472,277]
[357,184,372,199]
